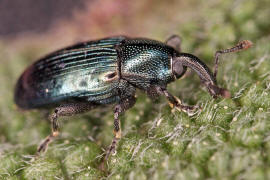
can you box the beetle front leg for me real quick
[156,87,200,116]
[36,103,96,156]
[104,96,136,161]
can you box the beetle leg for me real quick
[36,113,59,155]
[213,40,253,78]
[157,87,200,116]
[36,103,96,155]
[165,35,181,52]
[104,96,136,160]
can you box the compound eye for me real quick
[173,60,186,79]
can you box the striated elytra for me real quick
[14,35,252,164]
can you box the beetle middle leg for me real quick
[155,86,200,116]
[37,102,96,155]
[104,96,136,161]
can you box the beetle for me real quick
[14,35,252,161]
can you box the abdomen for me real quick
[15,37,125,109]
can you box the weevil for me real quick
[14,35,252,161]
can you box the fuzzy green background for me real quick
[1,0,270,179]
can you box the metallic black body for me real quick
[14,35,252,164]
[15,37,180,109]
[118,38,176,89]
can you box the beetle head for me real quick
[171,40,252,99]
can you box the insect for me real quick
[14,35,252,161]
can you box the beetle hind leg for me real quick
[37,111,59,155]
[36,103,96,156]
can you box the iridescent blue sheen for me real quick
[15,37,176,109]
[15,37,125,108]
[119,38,175,89]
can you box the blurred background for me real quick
[2,0,268,50]
[1,0,270,179]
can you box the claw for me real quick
[184,105,202,116]
[175,104,201,116]
[166,95,200,116]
